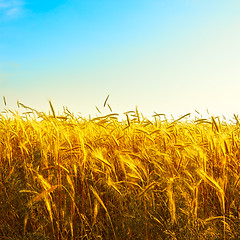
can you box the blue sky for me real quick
[1,0,240,120]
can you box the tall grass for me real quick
[1,101,240,239]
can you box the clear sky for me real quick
[1,0,240,120]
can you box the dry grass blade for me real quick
[135,106,140,123]
[167,178,176,224]
[56,116,68,120]
[104,94,110,107]
[138,182,157,197]
[28,185,58,206]
[66,174,75,193]
[172,113,191,124]
[148,212,164,229]
[135,128,150,135]
[23,214,28,237]
[96,106,101,114]
[18,102,36,113]
[90,185,117,240]
[93,150,112,168]
[104,113,119,118]
[212,116,219,133]
[124,110,135,115]
[125,113,131,127]
[3,96,7,106]
[150,129,161,135]
[55,163,70,174]
[25,186,58,234]
[224,140,229,155]
[197,168,225,237]
[192,179,202,220]
[110,181,122,196]
[108,103,112,112]
[197,170,224,196]
[49,100,56,118]
[233,114,240,126]
[194,118,211,124]
[36,172,52,190]
[92,199,99,227]
[152,112,165,117]
[233,175,240,188]
[195,110,200,114]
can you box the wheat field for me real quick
[1,100,240,239]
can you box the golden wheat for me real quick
[1,101,240,239]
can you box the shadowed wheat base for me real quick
[1,100,240,239]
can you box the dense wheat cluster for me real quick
[1,102,240,239]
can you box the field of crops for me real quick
[1,102,240,239]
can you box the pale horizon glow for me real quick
[1,0,240,121]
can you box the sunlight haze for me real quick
[1,0,240,120]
